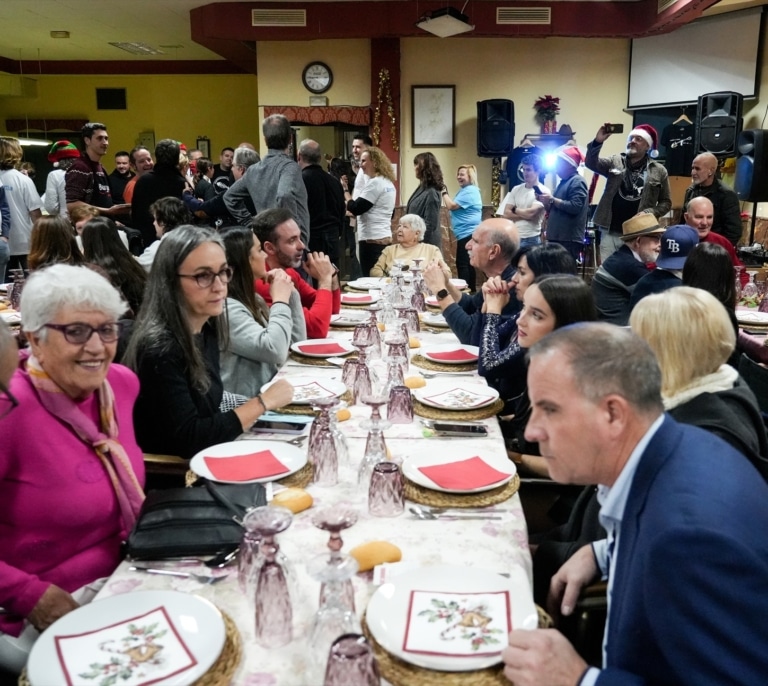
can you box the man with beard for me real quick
[586,124,671,262]
[590,213,664,325]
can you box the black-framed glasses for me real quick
[43,322,123,345]
[0,381,18,420]
[178,267,233,288]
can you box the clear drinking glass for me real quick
[246,506,295,648]
[323,634,381,686]
[358,393,389,488]
[368,461,405,517]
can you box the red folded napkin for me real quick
[428,348,478,362]
[342,294,372,302]
[204,450,290,481]
[298,342,348,355]
[418,456,510,490]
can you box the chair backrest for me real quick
[738,353,768,416]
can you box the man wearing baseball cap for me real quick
[535,146,589,263]
[629,224,699,310]
[591,212,666,325]
[587,123,672,262]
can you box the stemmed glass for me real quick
[245,506,295,648]
[309,397,340,486]
[312,505,359,610]
[308,553,362,678]
[323,634,380,686]
[743,270,759,306]
[358,393,389,488]
[410,258,427,311]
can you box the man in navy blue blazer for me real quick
[503,323,768,686]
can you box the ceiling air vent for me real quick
[497,7,552,25]
[251,9,307,27]
[657,0,677,13]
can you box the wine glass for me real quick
[308,553,362,678]
[358,393,389,488]
[743,270,759,306]
[312,505,359,609]
[309,397,340,486]
[245,506,295,648]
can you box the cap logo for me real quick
[666,238,680,253]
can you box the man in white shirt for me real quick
[496,154,545,248]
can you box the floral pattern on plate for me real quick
[420,387,496,409]
[403,590,510,657]
[292,380,344,403]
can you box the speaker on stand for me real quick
[735,129,768,244]
[695,91,743,157]
[477,99,515,158]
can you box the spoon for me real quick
[251,434,307,447]
[129,565,228,585]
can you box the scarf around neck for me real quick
[663,364,739,411]
[21,351,145,532]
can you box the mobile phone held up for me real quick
[605,123,624,135]
[251,419,307,435]
[532,185,543,195]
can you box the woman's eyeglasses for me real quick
[43,322,123,345]
[178,267,234,288]
[0,381,19,420]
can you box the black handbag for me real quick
[126,480,266,559]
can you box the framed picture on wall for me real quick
[412,85,455,147]
[196,137,211,159]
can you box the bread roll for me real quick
[270,487,313,514]
[404,376,426,389]
[349,541,402,571]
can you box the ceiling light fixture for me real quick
[416,3,475,38]
[17,49,51,148]
[49,30,70,39]
[108,42,165,56]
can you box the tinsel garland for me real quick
[372,68,399,151]
[491,158,501,209]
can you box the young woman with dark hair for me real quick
[219,225,305,395]
[406,152,445,250]
[81,217,147,316]
[27,216,83,270]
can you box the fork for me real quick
[248,434,308,447]
[129,565,228,585]
[418,371,477,378]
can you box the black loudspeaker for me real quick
[695,91,743,156]
[735,129,768,202]
[477,99,514,158]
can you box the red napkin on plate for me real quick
[428,348,477,362]
[342,294,372,302]
[298,342,348,355]
[418,456,510,490]
[204,450,290,481]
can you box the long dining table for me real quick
[96,309,533,685]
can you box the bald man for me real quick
[423,217,521,345]
[683,153,742,246]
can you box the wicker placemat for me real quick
[411,354,477,373]
[360,607,551,686]
[18,610,241,686]
[277,461,313,488]
[414,397,504,421]
[405,473,520,508]
[194,610,241,686]
[288,351,354,367]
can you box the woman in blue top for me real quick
[442,164,482,291]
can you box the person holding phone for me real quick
[586,122,672,262]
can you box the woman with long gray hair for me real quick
[124,225,292,459]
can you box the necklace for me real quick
[619,158,647,201]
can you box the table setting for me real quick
[34,294,534,686]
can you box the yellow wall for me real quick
[0,74,259,158]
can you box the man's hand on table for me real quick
[28,584,79,632]
[502,628,588,686]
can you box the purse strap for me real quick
[203,480,247,527]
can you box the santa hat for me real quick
[557,146,584,169]
[47,140,80,166]
[628,125,659,159]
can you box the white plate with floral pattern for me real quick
[262,375,346,405]
[412,382,499,410]
[366,565,537,671]
[27,590,225,686]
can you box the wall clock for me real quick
[302,61,333,94]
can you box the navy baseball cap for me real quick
[656,225,699,270]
